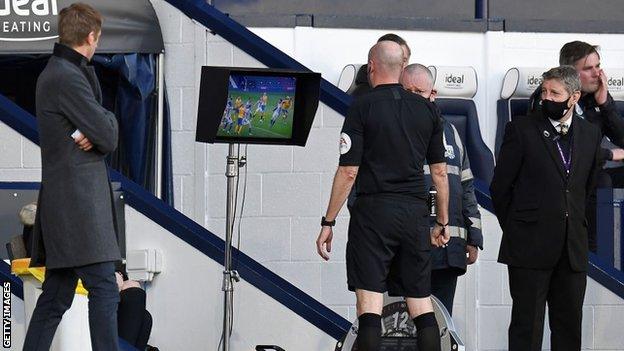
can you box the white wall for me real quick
[125,206,336,351]
[0,127,40,182]
[1,0,624,349]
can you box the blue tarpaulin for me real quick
[94,54,173,205]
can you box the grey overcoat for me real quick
[30,43,121,269]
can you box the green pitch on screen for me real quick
[217,92,295,139]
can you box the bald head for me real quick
[367,41,404,87]
[377,33,411,63]
[400,63,436,101]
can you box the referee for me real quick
[316,41,450,351]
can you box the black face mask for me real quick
[542,98,571,121]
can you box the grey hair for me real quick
[403,63,434,88]
[542,65,581,95]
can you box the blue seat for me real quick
[436,98,494,183]
[429,66,495,183]
[495,98,530,157]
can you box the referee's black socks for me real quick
[414,312,441,351]
[356,313,381,351]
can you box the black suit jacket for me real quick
[490,112,602,272]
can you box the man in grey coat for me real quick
[24,3,121,351]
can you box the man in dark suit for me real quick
[491,66,602,351]
[25,4,121,351]
[528,41,624,252]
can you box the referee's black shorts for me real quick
[346,194,432,298]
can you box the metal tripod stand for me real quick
[222,143,242,351]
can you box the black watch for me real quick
[321,216,336,227]
[435,220,448,227]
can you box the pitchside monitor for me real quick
[196,67,321,146]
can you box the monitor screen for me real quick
[217,74,296,140]
[196,66,320,146]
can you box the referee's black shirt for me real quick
[339,83,445,200]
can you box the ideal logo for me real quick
[526,75,543,88]
[608,77,624,89]
[445,74,464,84]
[0,0,59,42]
[0,0,58,16]
[444,73,464,89]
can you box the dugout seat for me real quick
[429,65,494,183]
[495,67,548,158]
[338,64,369,97]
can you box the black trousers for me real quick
[23,261,120,351]
[118,287,153,349]
[430,269,458,316]
[507,252,586,351]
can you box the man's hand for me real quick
[115,272,124,291]
[430,224,450,247]
[595,69,609,106]
[121,280,141,290]
[612,148,624,161]
[316,226,333,261]
[74,134,93,151]
[466,244,479,265]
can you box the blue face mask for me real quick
[542,98,570,121]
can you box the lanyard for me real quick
[555,140,572,174]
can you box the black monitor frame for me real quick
[196,66,321,146]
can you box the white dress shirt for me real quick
[549,115,573,135]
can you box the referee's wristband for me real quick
[321,216,336,227]
[435,220,448,227]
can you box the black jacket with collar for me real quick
[491,112,602,272]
